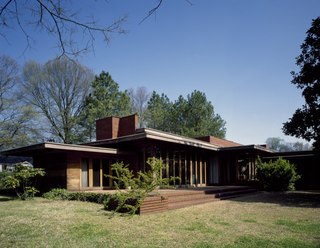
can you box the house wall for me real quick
[67,153,81,191]
[65,152,134,191]
[33,153,67,192]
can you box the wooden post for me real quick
[204,160,207,186]
[100,159,103,188]
[173,152,176,186]
[179,152,182,186]
[185,154,187,185]
[89,159,93,188]
[166,151,169,179]
[195,155,198,186]
[109,160,113,188]
[159,151,162,179]
[200,156,202,185]
[190,154,193,186]
[142,148,146,172]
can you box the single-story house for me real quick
[1,114,319,191]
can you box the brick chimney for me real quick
[96,114,138,140]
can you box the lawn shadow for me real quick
[0,195,15,201]
[229,191,320,208]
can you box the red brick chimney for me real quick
[96,114,138,140]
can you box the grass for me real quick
[0,192,319,248]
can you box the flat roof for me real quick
[87,128,221,151]
[219,144,273,153]
[1,142,131,156]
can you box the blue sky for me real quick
[1,0,319,145]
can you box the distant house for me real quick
[1,114,319,191]
[0,156,33,172]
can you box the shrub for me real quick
[256,157,300,191]
[0,164,45,200]
[42,188,108,204]
[42,188,70,200]
[104,157,178,215]
[103,193,141,214]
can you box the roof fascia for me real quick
[1,142,131,156]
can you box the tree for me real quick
[172,90,226,138]
[0,1,176,57]
[266,137,311,152]
[283,17,320,151]
[145,91,173,131]
[128,86,150,128]
[0,55,40,149]
[0,0,126,57]
[146,90,226,138]
[80,71,131,141]
[22,56,94,143]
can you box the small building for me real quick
[1,114,318,191]
[0,156,33,172]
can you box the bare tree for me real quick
[0,0,126,57]
[0,55,39,149]
[22,56,94,143]
[129,86,150,128]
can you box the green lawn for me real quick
[0,192,319,248]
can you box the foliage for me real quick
[42,188,108,204]
[173,90,226,138]
[266,137,311,152]
[256,157,300,191]
[22,56,94,143]
[104,157,178,215]
[145,91,173,131]
[0,55,40,150]
[283,17,320,151]
[0,164,45,200]
[145,90,226,138]
[79,71,131,141]
[42,188,71,200]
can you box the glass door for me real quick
[81,158,89,188]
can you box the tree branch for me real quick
[0,0,13,16]
[139,0,163,24]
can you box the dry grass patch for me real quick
[0,192,319,247]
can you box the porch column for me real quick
[200,156,203,185]
[184,154,187,185]
[179,152,182,186]
[166,151,169,179]
[89,159,93,188]
[100,160,103,188]
[195,155,198,186]
[109,160,112,188]
[204,160,207,185]
[190,154,193,186]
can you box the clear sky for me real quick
[1,0,319,145]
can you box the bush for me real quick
[257,157,300,191]
[42,188,108,204]
[104,157,178,215]
[0,164,45,200]
[103,193,141,214]
[42,188,70,200]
